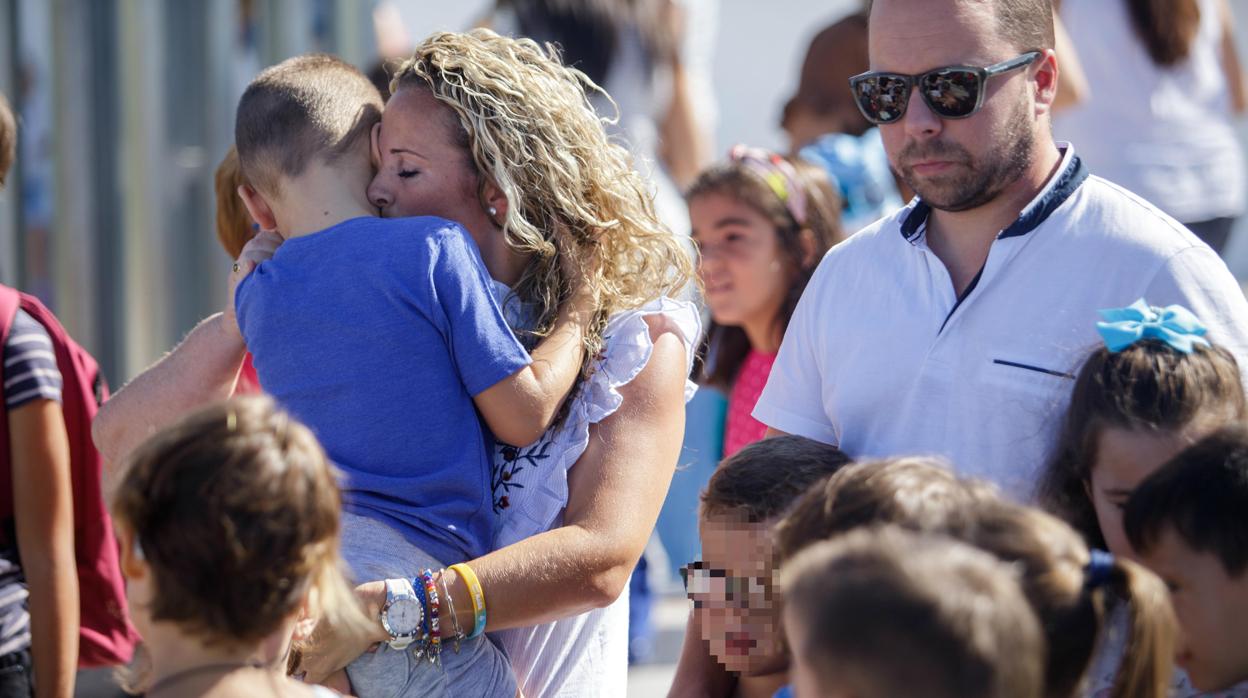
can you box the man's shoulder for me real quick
[1063,175,1202,254]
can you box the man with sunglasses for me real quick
[753,0,1248,499]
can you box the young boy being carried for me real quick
[1126,425,1248,694]
[231,55,591,696]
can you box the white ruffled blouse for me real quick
[488,288,702,698]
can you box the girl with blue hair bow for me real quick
[1037,299,1248,697]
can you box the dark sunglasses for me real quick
[848,51,1042,125]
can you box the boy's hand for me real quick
[223,230,282,340]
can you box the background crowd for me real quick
[3,0,1248,697]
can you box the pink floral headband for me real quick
[728,144,808,227]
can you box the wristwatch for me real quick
[380,578,423,650]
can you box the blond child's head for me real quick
[112,397,369,658]
[782,527,1045,698]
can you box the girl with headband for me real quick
[1037,299,1248,696]
[688,146,844,457]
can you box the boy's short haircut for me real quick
[0,92,15,188]
[235,53,383,196]
[699,436,852,523]
[783,527,1044,698]
[1125,424,1248,575]
[775,456,993,561]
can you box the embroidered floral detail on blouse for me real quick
[492,436,551,512]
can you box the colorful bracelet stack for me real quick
[420,569,442,663]
[449,563,487,639]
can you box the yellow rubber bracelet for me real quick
[449,563,487,639]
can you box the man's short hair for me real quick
[1125,425,1248,575]
[700,436,852,523]
[235,54,383,196]
[783,527,1044,698]
[0,92,15,189]
[869,0,1056,52]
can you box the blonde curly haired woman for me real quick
[95,30,699,698]
[303,30,700,697]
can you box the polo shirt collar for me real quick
[900,143,1089,243]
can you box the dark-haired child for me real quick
[689,148,843,458]
[670,436,851,697]
[1127,425,1248,694]
[782,527,1045,698]
[1036,299,1247,696]
[111,397,370,697]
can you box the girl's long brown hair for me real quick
[1126,0,1202,66]
[689,155,843,391]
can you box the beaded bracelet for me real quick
[420,569,442,663]
[439,569,464,653]
[410,579,430,661]
[449,563,487,639]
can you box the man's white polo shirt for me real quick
[754,145,1248,499]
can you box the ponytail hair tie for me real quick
[1096,298,1210,354]
[1084,549,1115,590]
[729,144,809,227]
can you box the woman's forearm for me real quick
[93,313,246,473]
[25,553,78,698]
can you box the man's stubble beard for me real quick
[896,97,1036,213]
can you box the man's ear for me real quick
[481,178,509,226]
[118,526,147,581]
[238,184,279,235]
[1033,48,1060,118]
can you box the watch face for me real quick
[385,597,422,636]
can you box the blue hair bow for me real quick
[1096,299,1210,354]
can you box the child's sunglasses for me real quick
[848,51,1042,125]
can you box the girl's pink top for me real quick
[723,349,777,458]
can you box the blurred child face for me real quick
[1138,527,1248,692]
[1089,427,1204,558]
[690,193,794,339]
[691,514,787,677]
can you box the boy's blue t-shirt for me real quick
[235,215,531,564]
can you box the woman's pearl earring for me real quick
[488,206,498,217]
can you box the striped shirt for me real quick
[0,308,64,657]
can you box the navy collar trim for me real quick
[899,152,1089,243]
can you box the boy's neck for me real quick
[274,159,376,240]
[143,618,292,689]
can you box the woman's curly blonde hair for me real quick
[389,29,694,365]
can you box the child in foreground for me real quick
[777,457,1176,698]
[231,54,593,694]
[1127,425,1248,694]
[782,526,1045,698]
[110,397,370,697]
[670,436,852,698]
[1036,299,1246,696]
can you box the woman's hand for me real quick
[224,229,283,340]
[296,581,388,684]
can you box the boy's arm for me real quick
[473,287,595,447]
[11,399,78,698]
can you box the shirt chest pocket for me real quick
[979,355,1076,404]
